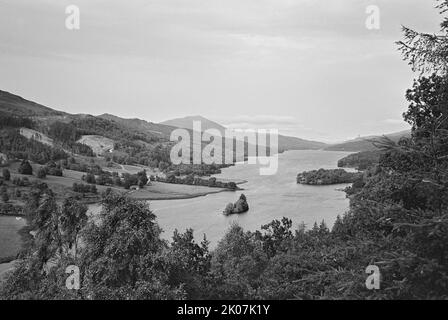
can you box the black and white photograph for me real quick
[0,0,447,307]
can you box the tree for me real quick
[210,223,266,299]
[59,198,88,257]
[84,173,96,184]
[37,167,47,179]
[18,160,33,175]
[256,217,293,258]
[137,170,148,188]
[184,174,194,185]
[227,182,237,190]
[45,161,63,177]
[166,229,211,299]
[1,186,9,203]
[397,0,448,74]
[79,192,185,299]
[208,177,217,187]
[2,169,10,181]
[404,75,448,132]
[0,188,84,300]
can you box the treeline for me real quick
[297,168,362,185]
[72,183,97,194]
[60,157,103,174]
[72,116,164,146]
[338,151,382,170]
[81,170,149,189]
[0,113,33,129]
[65,116,172,166]
[156,174,238,190]
[0,129,68,164]
[40,161,64,177]
[168,163,225,177]
[0,115,93,158]
[106,143,172,168]
[43,121,94,157]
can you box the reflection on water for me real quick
[149,150,353,248]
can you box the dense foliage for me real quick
[297,169,362,185]
[0,113,33,129]
[338,151,382,170]
[72,183,97,194]
[0,129,68,164]
[42,121,94,157]
[18,160,33,175]
[156,174,238,190]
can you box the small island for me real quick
[223,194,249,216]
[297,168,362,185]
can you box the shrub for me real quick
[73,183,97,194]
[18,160,33,175]
[37,167,47,179]
[2,169,10,181]
[1,186,9,203]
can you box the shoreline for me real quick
[128,181,247,201]
[129,188,235,201]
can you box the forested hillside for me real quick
[0,91,66,117]
[0,91,176,167]
[325,130,411,152]
[338,150,383,170]
[162,115,328,151]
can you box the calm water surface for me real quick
[0,150,353,265]
[149,150,353,248]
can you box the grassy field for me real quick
[129,181,233,200]
[4,160,228,202]
[5,161,126,202]
[0,216,26,260]
[102,163,158,176]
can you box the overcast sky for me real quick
[0,0,442,142]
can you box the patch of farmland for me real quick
[19,128,53,146]
[77,135,114,155]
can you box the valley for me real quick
[0,89,409,272]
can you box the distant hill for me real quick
[0,89,173,162]
[161,115,227,132]
[160,116,327,151]
[277,134,326,151]
[0,89,324,157]
[99,113,177,140]
[325,130,411,152]
[0,90,66,117]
